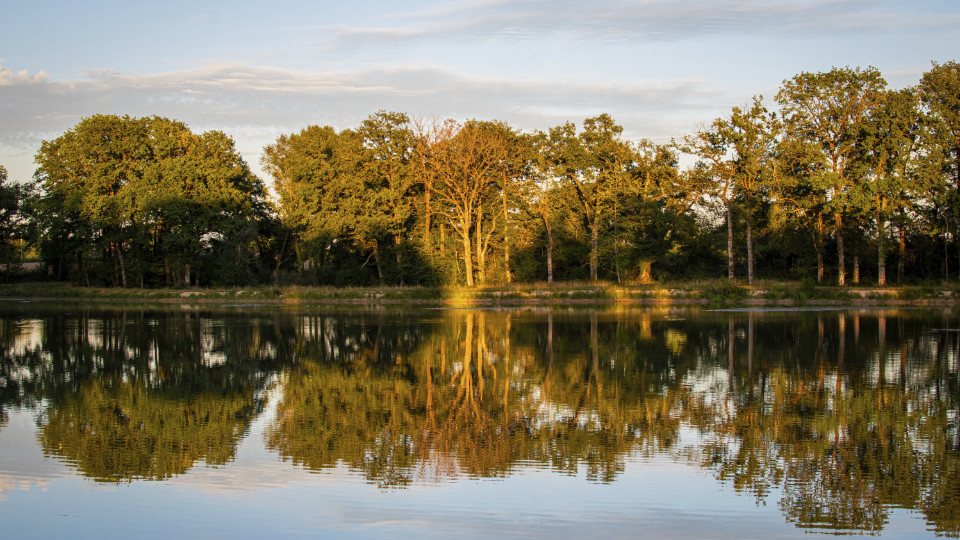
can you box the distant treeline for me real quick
[0,61,958,287]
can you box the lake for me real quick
[0,303,958,538]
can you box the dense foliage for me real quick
[3,61,959,287]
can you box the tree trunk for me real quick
[746,209,754,285]
[836,212,845,286]
[440,222,446,259]
[897,226,905,283]
[373,244,383,285]
[817,249,824,283]
[424,187,432,254]
[944,220,950,280]
[81,253,90,287]
[726,201,735,281]
[811,220,824,283]
[590,220,599,281]
[394,238,403,286]
[118,247,127,288]
[853,254,860,284]
[184,263,191,286]
[112,246,120,287]
[545,217,554,284]
[462,229,474,287]
[475,208,485,285]
[878,217,887,287]
[502,180,511,283]
[274,232,289,286]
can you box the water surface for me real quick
[0,304,958,538]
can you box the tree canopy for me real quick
[3,61,959,287]
[33,115,268,286]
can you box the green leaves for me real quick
[35,115,266,286]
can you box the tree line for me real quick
[1,61,958,287]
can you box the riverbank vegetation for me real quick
[0,280,954,307]
[1,62,958,289]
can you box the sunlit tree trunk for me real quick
[877,216,887,286]
[475,207,484,285]
[746,202,754,285]
[502,175,511,283]
[836,213,846,286]
[462,229,474,287]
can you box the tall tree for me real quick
[547,114,633,281]
[525,130,562,283]
[679,121,738,280]
[262,125,364,278]
[430,121,508,287]
[769,135,831,282]
[919,61,960,278]
[357,111,416,283]
[854,88,924,286]
[777,67,887,285]
[723,97,779,285]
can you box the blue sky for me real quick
[2,0,958,184]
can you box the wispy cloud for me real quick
[320,0,958,50]
[0,63,725,181]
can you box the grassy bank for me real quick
[0,280,957,307]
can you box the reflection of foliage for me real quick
[38,377,258,481]
[267,309,691,486]
[2,305,960,535]
[0,305,288,481]
[686,311,960,537]
[266,308,960,536]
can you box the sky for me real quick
[2,0,958,186]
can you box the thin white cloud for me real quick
[320,0,959,49]
[0,63,726,182]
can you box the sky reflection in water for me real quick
[0,305,957,538]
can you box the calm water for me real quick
[1,303,958,539]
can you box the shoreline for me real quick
[1,281,958,308]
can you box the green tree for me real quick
[723,97,779,284]
[547,115,634,281]
[524,130,565,283]
[0,166,40,271]
[262,125,368,283]
[776,67,887,285]
[854,88,924,285]
[679,121,738,280]
[919,61,960,279]
[35,115,266,287]
[769,134,831,281]
[357,110,417,283]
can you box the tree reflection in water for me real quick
[0,305,958,535]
